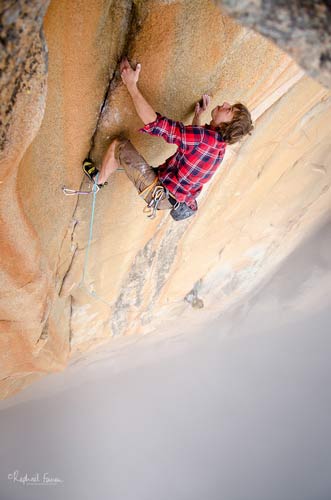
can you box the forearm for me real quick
[127,83,157,125]
[192,113,201,126]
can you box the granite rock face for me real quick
[219,0,331,88]
[0,0,330,399]
[0,0,53,397]
[0,0,50,150]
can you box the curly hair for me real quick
[217,103,253,145]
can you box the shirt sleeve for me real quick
[139,112,204,148]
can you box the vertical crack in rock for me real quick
[62,0,147,276]
[36,322,48,344]
[64,0,150,338]
[56,218,78,297]
[88,0,147,157]
[58,246,77,297]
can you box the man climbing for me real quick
[83,58,253,221]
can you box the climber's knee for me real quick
[112,137,128,159]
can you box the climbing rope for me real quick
[61,166,165,312]
[75,173,116,308]
[81,173,99,285]
[61,171,114,307]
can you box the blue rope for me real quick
[78,175,115,310]
[81,173,99,285]
[75,169,143,331]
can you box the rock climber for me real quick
[83,58,253,221]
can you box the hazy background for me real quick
[0,219,330,500]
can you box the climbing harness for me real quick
[139,177,173,219]
[139,176,159,200]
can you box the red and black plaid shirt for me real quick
[140,113,227,210]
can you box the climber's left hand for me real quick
[120,58,141,88]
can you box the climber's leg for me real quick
[115,138,173,209]
[115,138,156,193]
[97,138,121,184]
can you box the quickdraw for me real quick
[143,184,167,219]
[62,184,100,196]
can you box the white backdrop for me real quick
[0,220,330,500]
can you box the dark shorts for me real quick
[115,138,174,210]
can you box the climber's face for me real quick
[211,102,234,124]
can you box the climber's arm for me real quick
[120,59,202,147]
[127,84,157,125]
[120,58,156,125]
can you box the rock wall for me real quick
[1,0,330,399]
[0,0,52,397]
[219,0,331,88]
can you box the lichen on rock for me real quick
[0,0,50,151]
[218,0,331,88]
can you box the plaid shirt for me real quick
[140,113,226,210]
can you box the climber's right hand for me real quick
[120,58,141,88]
[195,94,210,116]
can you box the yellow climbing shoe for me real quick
[82,158,108,187]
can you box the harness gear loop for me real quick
[138,176,159,200]
[143,184,167,219]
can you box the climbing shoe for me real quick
[82,158,108,187]
[170,201,196,221]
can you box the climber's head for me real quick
[211,102,253,145]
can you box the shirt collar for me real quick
[204,123,223,140]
